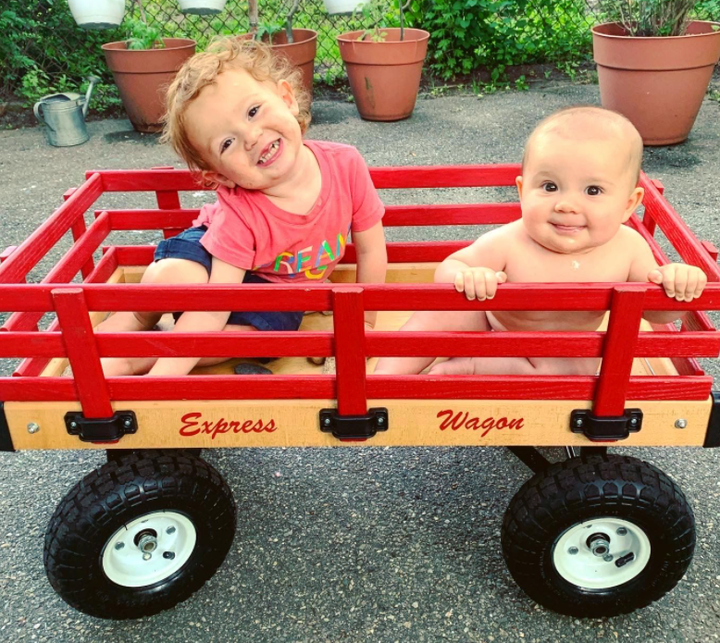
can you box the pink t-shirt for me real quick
[192,140,385,283]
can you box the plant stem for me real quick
[135,0,148,25]
[248,0,259,36]
[285,0,300,43]
[399,0,411,41]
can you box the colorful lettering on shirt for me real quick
[255,223,352,279]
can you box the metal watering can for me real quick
[34,76,100,147]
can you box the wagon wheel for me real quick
[44,450,236,619]
[501,454,695,617]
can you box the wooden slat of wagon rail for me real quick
[365,331,720,359]
[0,173,103,283]
[86,169,203,192]
[4,282,720,314]
[0,375,713,401]
[89,164,522,192]
[0,374,710,402]
[641,176,720,281]
[103,203,522,231]
[369,164,520,188]
[111,242,478,266]
[2,329,717,362]
[12,254,122,378]
[4,396,712,450]
[2,213,113,332]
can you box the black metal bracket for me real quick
[570,408,642,441]
[65,410,138,443]
[319,407,388,440]
[703,391,720,448]
[0,402,15,452]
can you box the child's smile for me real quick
[257,139,281,166]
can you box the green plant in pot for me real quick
[589,0,720,145]
[243,0,317,98]
[337,0,430,121]
[101,5,196,133]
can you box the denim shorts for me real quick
[154,226,304,331]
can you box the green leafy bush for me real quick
[0,0,124,110]
[408,0,592,80]
[125,18,165,50]
[591,0,696,36]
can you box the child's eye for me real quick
[220,138,233,154]
[586,185,603,196]
[248,105,260,118]
[541,182,558,192]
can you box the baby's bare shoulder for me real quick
[616,224,652,256]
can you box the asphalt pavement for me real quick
[1,80,720,643]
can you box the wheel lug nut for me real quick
[163,551,175,560]
[166,526,176,535]
[114,542,125,551]
[568,547,578,555]
[616,527,627,536]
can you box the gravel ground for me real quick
[1,81,720,642]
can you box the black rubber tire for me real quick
[44,450,236,619]
[501,454,695,617]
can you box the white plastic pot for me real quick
[68,0,125,29]
[323,0,365,14]
[178,0,228,15]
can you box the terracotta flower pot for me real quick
[102,38,197,133]
[267,29,318,99]
[237,30,318,100]
[592,21,720,146]
[337,28,429,122]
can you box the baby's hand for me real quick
[648,264,707,301]
[454,268,507,300]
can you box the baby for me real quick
[97,38,387,376]
[374,105,707,376]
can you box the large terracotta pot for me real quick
[237,30,318,99]
[592,21,720,146]
[102,39,197,133]
[267,29,318,99]
[337,28,429,122]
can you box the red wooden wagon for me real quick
[1,164,719,619]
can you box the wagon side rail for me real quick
[1,283,720,427]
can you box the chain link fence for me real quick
[2,1,719,107]
[125,0,368,81]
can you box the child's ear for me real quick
[277,79,299,115]
[515,176,524,199]
[201,169,236,190]
[622,186,644,222]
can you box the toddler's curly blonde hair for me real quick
[161,37,311,171]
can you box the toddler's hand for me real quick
[648,264,707,301]
[454,268,507,300]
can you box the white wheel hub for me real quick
[552,517,651,590]
[102,511,197,588]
